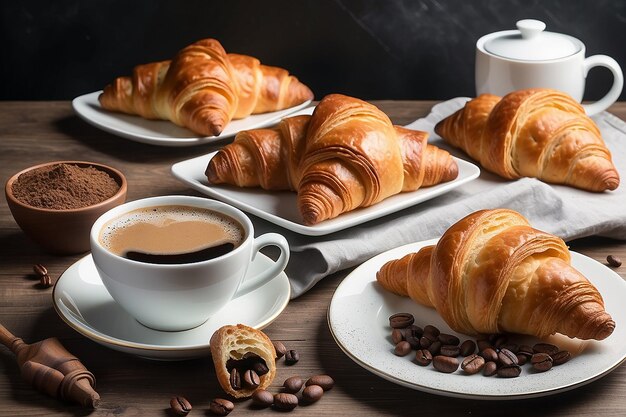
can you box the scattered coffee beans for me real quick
[607,255,622,268]
[39,274,53,288]
[394,341,412,356]
[243,369,260,389]
[302,385,324,403]
[433,355,459,373]
[415,349,433,366]
[209,398,234,416]
[461,354,485,375]
[170,396,192,416]
[33,264,48,277]
[386,313,573,379]
[273,393,299,411]
[273,341,287,359]
[251,389,274,407]
[389,312,415,328]
[531,353,553,372]
[283,376,304,393]
[229,368,241,390]
[306,375,335,391]
[285,349,300,365]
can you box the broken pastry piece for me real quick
[210,324,276,398]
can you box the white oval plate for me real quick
[328,238,626,399]
[53,253,290,360]
[72,91,312,147]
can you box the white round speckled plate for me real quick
[328,238,626,399]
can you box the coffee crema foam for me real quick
[99,205,244,262]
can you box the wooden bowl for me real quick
[5,161,128,255]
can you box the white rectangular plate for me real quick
[72,91,312,147]
[171,151,480,236]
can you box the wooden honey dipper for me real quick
[0,323,100,408]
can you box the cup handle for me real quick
[233,233,290,298]
[582,55,624,116]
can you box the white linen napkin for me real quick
[253,98,626,298]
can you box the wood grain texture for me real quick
[0,101,624,416]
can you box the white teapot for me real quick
[475,19,623,116]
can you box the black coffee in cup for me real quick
[99,205,245,264]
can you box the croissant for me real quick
[206,94,459,224]
[99,38,313,136]
[434,89,620,192]
[376,209,615,341]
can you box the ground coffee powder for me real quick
[12,163,120,209]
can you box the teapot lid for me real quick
[484,19,581,61]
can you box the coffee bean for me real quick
[477,339,493,352]
[498,348,519,366]
[440,344,460,357]
[170,396,192,416]
[531,353,553,372]
[479,347,498,362]
[433,355,459,373]
[243,369,260,389]
[461,354,485,375]
[285,349,300,365]
[405,335,421,350]
[501,343,519,354]
[229,368,241,390]
[391,328,405,344]
[252,360,269,376]
[517,344,534,358]
[273,393,299,411]
[516,354,528,366]
[302,385,324,403]
[497,365,521,378]
[33,263,48,277]
[389,313,415,328]
[427,340,442,356]
[251,389,274,407]
[39,274,53,288]
[394,341,412,356]
[607,255,622,267]
[273,341,287,359]
[404,325,424,339]
[209,398,234,416]
[415,349,433,366]
[483,361,498,376]
[306,375,335,391]
[533,343,559,356]
[423,324,440,338]
[552,350,571,366]
[459,340,476,356]
[283,376,303,394]
[438,333,460,346]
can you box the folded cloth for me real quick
[253,98,626,298]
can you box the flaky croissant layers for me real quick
[435,89,620,192]
[99,38,313,136]
[206,94,459,224]
[376,209,615,341]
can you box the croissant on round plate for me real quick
[99,38,313,136]
[434,88,620,192]
[376,208,615,341]
[206,94,459,224]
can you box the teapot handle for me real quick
[582,55,623,116]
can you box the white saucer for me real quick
[53,254,291,360]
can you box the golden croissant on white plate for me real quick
[206,94,459,224]
[435,88,619,192]
[99,38,313,136]
[376,208,615,341]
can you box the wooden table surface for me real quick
[0,101,625,416]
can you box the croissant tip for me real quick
[595,319,616,341]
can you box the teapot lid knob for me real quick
[516,19,546,39]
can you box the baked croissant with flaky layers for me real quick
[99,38,313,137]
[435,89,619,192]
[206,94,459,224]
[376,209,615,341]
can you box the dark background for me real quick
[1,0,624,101]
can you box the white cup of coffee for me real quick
[475,19,623,116]
[90,195,290,331]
